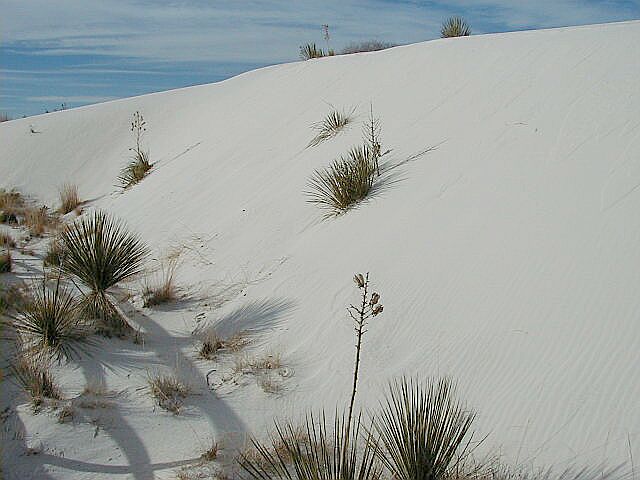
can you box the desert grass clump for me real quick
[199,327,224,359]
[201,441,219,462]
[374,377,475,480]
[300,43,326,60]
[0,232,15,248]
[148,371,191,414]
[58,183,81,214]
[11,357,63,409]
[306,144,377,216]
[119,111,152,188]
[341,40,395,54]
[308,108,355,147]
[43,237,67,268]
[0,189,23,211]
[0,249,11,273]
[237,411,381,480]
[11,277,90,363]
[143,255,180,307]
[24,206,57,236]
[60,210,150,332]
[441,16,471,38]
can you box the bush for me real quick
[58,183,81,214]
[148,371,191,414]
[237,411,381,480]
[374,377,475,480]
[11,357,63,409]
[0,189,24,220]
[306,144,377,216]
[12,277,90,363]
[60,211,149,331]
[441,16,471,38]
[307,109,354,148]
[0,249,11,273]
[341,40,395,54]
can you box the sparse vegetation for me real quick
[234,351,282,374]
[60,210,150,333]
[58,183,81,214]
[0,189,24,222]
[43,236,66,268]
[363,104,384,176]
[148,371,191,414]
[11,276,90,363]
[341,40,395,54]
[441,16,472,38]
[374,377,475,480]
[306,144,377,216]
[24,206,56,236]
[307,108,355,147]
[199,327,224,359]
[143,255,180,307]
[201,441,219,462]
[11,357,63,409]
[0,249,11,273]
[300,43,327,60]
[0,232,15,248]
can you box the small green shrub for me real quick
[308,109,354,147]
[441,16,471,38]
[306,144,377,216]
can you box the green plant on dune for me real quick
[60,210,149,333]
[119,111,152,188]
[441,16,472,38]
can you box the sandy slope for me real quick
[1,20,640,479]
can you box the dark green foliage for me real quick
[238,411,381,480]
[441,17,471,38]
[300,43,326,60]
[374,377,475,480]
[60,211,149,330]
[12,278,90,363]
[306,144,377,216]
[308,109,354,147]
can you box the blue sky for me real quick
[2,0,639,118]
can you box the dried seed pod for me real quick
[353,274,365,288]
[372,305,384,316]
[369,293,380,306]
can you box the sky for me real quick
[1,0,639,118]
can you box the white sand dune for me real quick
[1,20,639,479]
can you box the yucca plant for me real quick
[308,109,354,147]
[374,377,476,480]
[300,43,326,60]
[238,411,381,480]
[11,277,90,363]
[60,210,149,331]
[441,16,471,38]
[306,145,377,216]
[118,149,152,188]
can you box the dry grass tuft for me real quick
[201,441,219,462]
[234,352,282,374]
[58,184,81,214]
[0,232,15,248]
[199,327,224,359]
[11,357,63,409]
[307,108,354,147]
[24,206,58,237]
[299,43,326,60]
[148,371,191,414]
[143,255,180,307]
[43,236,66,268]
[341,40,395,54]
[57,403,75,423]
[119,150,152,188]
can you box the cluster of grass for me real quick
[43,236,66,268]
[58,183,81,214]
[0,249,11,273]
[441,16,472,38]
[11,357,63,410]
[306,144,377,216]
[198,327,249,360]
[0,189,24,223]
[307,109,354,147]
[0,232,15,248]
[142,255,180,307]
[148,371,191,414]
[119,150,152,188]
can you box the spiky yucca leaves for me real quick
[60,211,149,330]
[238,411,381,480]
[308,109,354,147]
[374,377,475,480]
[118,150,152,188]
[12,278,90,363]
[300,43,326,60]
[441,17,471,38]
[306,145,377,216]
[11,357,63,408]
